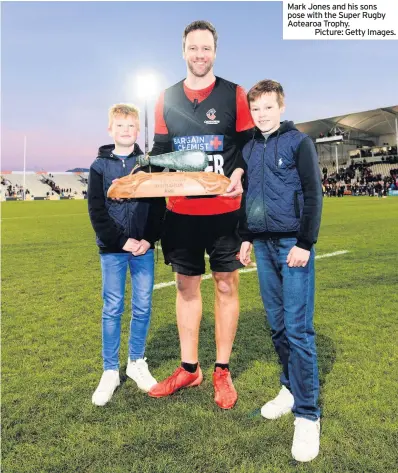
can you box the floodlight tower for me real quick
[136,74,158,155]
[23,136,27,201]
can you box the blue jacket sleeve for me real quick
[295,137,323,250]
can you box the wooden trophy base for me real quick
[107,172,231,199]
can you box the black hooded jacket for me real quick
[87,143,165,253]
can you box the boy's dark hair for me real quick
[182,20,218,51]
[247,80,285,107]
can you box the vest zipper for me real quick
[274,130,281,168]
[120,158,129,236]
[262,142,268,231]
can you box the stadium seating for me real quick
[1,172,88,199]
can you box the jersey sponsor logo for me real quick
[204,108,220,125]
[172,135,224,152]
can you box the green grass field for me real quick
[2,198,398,473]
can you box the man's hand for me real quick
[223,168,244,198]
[286,246,310,268]
[239,241,252,266]
[123,238,141,253]
[132,239,151,256]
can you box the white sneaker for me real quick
[261,386,294,420]
[92,370,120,406]
[291,417,320,462]
[126,358,157,392]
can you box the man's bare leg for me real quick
[212,270,240,409]
[213,270,240,363]
[176,273,202,363]
[148,273,203,398]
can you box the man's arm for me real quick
[149,91,172,162]
[224,86,255,196]
[295,137,323,250]
[235,85,255,166]
[87,165,128,249]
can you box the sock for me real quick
[214,363,229,372]
[181,362,198,373]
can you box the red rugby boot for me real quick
[148,365,203,398]
[213,367,238,409]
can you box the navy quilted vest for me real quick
[243,123,306,233]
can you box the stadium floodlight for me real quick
[136,73,158,100]
[135,73,159,155]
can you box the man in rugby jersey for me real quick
[148,20,253,409]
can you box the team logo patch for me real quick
[206,108,216,120]
[172,135,224,152]
[204,108,220,125]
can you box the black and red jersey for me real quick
[153,76,253,215]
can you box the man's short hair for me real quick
[182,20,218,51]
[108,104,140,129]
[247,80,285,107]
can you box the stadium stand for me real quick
[1,172,88,200]
[297,105,398,197]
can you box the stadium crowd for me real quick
[2,181,31,198]
[322,162,398,197]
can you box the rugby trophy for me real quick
[107,150,231,198]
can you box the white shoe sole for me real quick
[291,449,319,462]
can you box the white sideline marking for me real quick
[316,250,349,259]
[154,250,349,290]
[2,213,87,220]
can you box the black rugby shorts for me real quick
[161,210,243,276]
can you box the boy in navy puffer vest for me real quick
[239,80,323,463]
[88,104,165,406]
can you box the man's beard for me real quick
[187,60,213,78]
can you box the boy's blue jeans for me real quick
[100,250,154,371]
[253,237,320,420]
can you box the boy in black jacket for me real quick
[88,104,165,406]
[239,80,323,462]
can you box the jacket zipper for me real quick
[120,158,129,236]
[262,142,268,231]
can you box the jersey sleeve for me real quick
[236,86,254,132]
[150,90,173,158]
